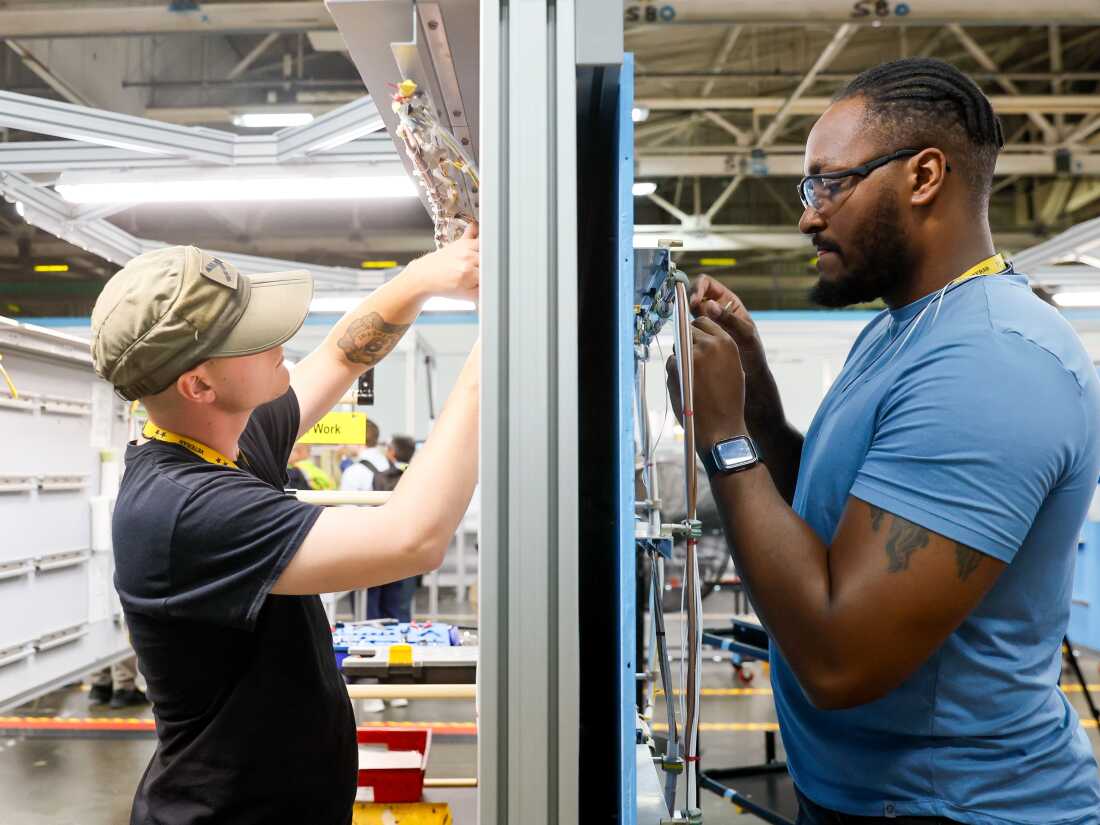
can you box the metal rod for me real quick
[674,278,703,815]
[293,490,391,506]
[346,683,475,700]
[424,777,478,788]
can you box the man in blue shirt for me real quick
[671,58,1100,824]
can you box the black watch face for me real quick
[716,437,756,469]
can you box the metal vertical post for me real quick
[618,52,638,824]
[479,1,580,823]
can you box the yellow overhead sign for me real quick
[299,411,370,445]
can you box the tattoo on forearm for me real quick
[954,544,983,582]
[868,507,930,573]
[336,312,410,368]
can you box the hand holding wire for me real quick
[666,317,748,453]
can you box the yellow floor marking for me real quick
[0,715,476,730]
[352,802,451,825]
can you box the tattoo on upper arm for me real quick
[954,544,983,582]
[868,506,930,573]
[868,506,984,581]
[336,312,410,368]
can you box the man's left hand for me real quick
[666,316,748,453]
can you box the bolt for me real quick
[461,137,470,145]
[428,20,439,29]
[452,110,462,117]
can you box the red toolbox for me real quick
[355,727,431,803]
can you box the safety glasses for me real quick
[797,148,920,215]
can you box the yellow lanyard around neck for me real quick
[948,252,1008,288]
[142,421,239,469]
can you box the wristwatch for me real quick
[702,435,760,477]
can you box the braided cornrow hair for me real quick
[835,58,1004,205]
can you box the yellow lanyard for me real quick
[948,253,1008,288]
[142,421,239,469]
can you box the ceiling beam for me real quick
[0,171,382,289]
[227,33,282,80]
[699,25,743,97]
[4,40,90,106]
[756,24,855,148]
[0,3,333,38]
[1066,116,1100,146]
[636,95,1100,116]
[1066,180,1100,215]
[638,71,1100,83]
[946,24,1058,144]
[0,91,384,166]
[0,138,399,174]
[636,152,1100,178]
[703,175,745,222]
[622,0,1100,25]
[700,111,750,145]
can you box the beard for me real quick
[809,192,916,308]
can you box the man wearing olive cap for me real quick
[91,227,480,825]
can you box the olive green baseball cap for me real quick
[90,246,313,400]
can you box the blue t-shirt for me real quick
[775,269,1100,824]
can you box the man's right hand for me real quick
[404,222,480,304]
[689,275,767,379]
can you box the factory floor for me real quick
[1,590,1098,825]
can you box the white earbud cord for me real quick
[884,278,952,365]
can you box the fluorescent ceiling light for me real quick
[310,296,476,314]
[14,201,24,218]
[632,182,657,197]
[1052,291,1100,307]
[233,112,315,128]
[632,106,650,123]
[55,176,418,204]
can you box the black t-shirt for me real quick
[113,389,357,825]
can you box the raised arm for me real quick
[666,317,1028,710]
[273,340,480,594]
[290,224,479,438]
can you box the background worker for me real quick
[671,59,1100,825]
[340,427,389,492]
[288,441,334,490]
[92,224,480,825]
[87,656,147,709]
[365,434,418,624]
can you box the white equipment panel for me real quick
[0,317,130,711]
